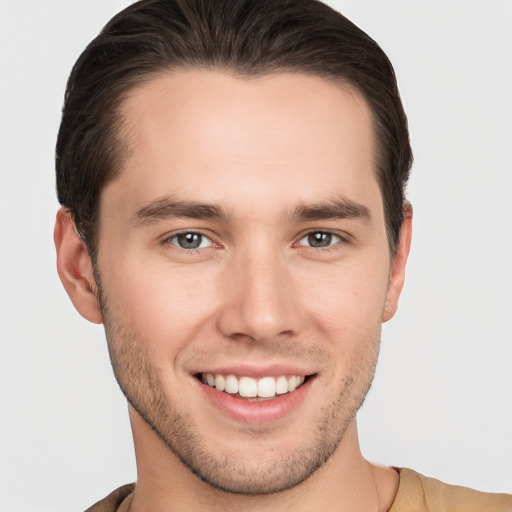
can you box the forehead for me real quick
[105,70,381,220]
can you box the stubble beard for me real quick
[96,282,380,495]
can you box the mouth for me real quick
[196,372,310,401]
[194,369,316,424]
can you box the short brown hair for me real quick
[56,0,412,259]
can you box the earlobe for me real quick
[54,208,103,324]
[382,202,413,323]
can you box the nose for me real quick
[217,247,302,344]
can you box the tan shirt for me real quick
[85,469,512,511]
[389,469,512,511]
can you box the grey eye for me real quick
[170,232,212,249]
[300,231,341,248]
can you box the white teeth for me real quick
[214,374,225,391]
[275,375,288,395]
[201,372,307,397]
[287,375,299,391]
[239,377,258,397]
[224,374,239,394]
[258,376,276,398]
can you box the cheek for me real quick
[297,257,389,343]
[99,256,222,350]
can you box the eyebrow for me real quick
[131,197,229,226]
[130,196,371,226]
[290,198,371,223]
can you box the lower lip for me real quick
[196,377,314,425]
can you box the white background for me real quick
[0,1,510,510]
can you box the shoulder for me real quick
[389,468,512,512]
[84,484,135,512]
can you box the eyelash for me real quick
[162,229,347,253]
[164,231,216,251]
[295,230,346,251]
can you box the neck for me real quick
[121,410,398,512]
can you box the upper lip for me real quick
[191,364,317,378]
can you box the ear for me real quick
[54,208,103,324]
[382,202,413,322]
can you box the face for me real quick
[86,71,406,494]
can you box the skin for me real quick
[55,71,412,511]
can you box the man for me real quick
[53,0,512,510]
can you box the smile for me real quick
[199,373,307,399]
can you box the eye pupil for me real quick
[308,232,332,247]
[177,232,202,249]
